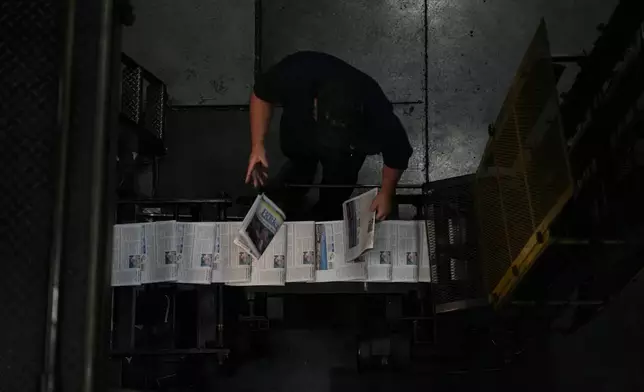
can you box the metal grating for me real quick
[144,82,166,139]
[121,63,142,123]
[476,161,511,294]
[423,176,485,312]
[120,54,167,140]
[476,20,573,305]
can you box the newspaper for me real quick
[418,220,435,283]
[391,221,421,282]
[141,221,179,284]
[342,188,377,262]
[211,222,232,283]
[235,194,286,260]
[223,222,252,283]
[230,225,287,286]
[285,221,316,282]
[315,221,367,282]
[111,223,144,286]
[364,221,394,282]
[177,222,216,284]
[364,221,421,282]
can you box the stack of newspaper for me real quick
[111,190,436,286]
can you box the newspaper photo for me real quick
[235,194,286,260]
[418,219,435,283]
[286,221,316,282]
[342,188,378,262]
[223,222,252,283]
[315,221,367,282]
[176,222,220,284]
[141,221,179,284]
[111,223,144,286]
[230,225,287,286]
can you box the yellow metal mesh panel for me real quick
[498,172,533,261]
[526,117,572,227]
[476,20,573,303]
[476,164,512,294]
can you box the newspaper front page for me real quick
[418,220,435,282]
[141,221,179,284]
[112,223,144,286]
[223,222,252,283]
[343,188,377,261]
[176,222,219,284]
[231,225,287,286]
[315,221,367,282]
[286,221,316,282]
[235,194,286,260]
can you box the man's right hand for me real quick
[245,146,269,187]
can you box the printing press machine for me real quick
[3,0,644,390]
[107,7,644,388]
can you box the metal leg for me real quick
[216,284,224,348]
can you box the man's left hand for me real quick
[370,192,393,220]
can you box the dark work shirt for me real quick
[254,51,413,170]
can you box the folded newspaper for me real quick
[230,224,287,286]
[286,221,316,282]
[234,194,286,260]
[111,221,179,286]
[111,223,144,286]
[224,222,253,283]
[342,188,378,261]
[147,220,180,284]
[315,220,367,282]
[175,222,228,285]
[364,221,423,283]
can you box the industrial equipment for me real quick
[3,0,643,390]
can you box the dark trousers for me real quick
[265,147,366,221]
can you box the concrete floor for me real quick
[124,0,616,199]
[123,0,255,106]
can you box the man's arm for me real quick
[250,92,272,148]
[245,92,273,186]
[381,165,403,198]
[246,53,309,186]
[368,107,412,220]
[371,165,403,220]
